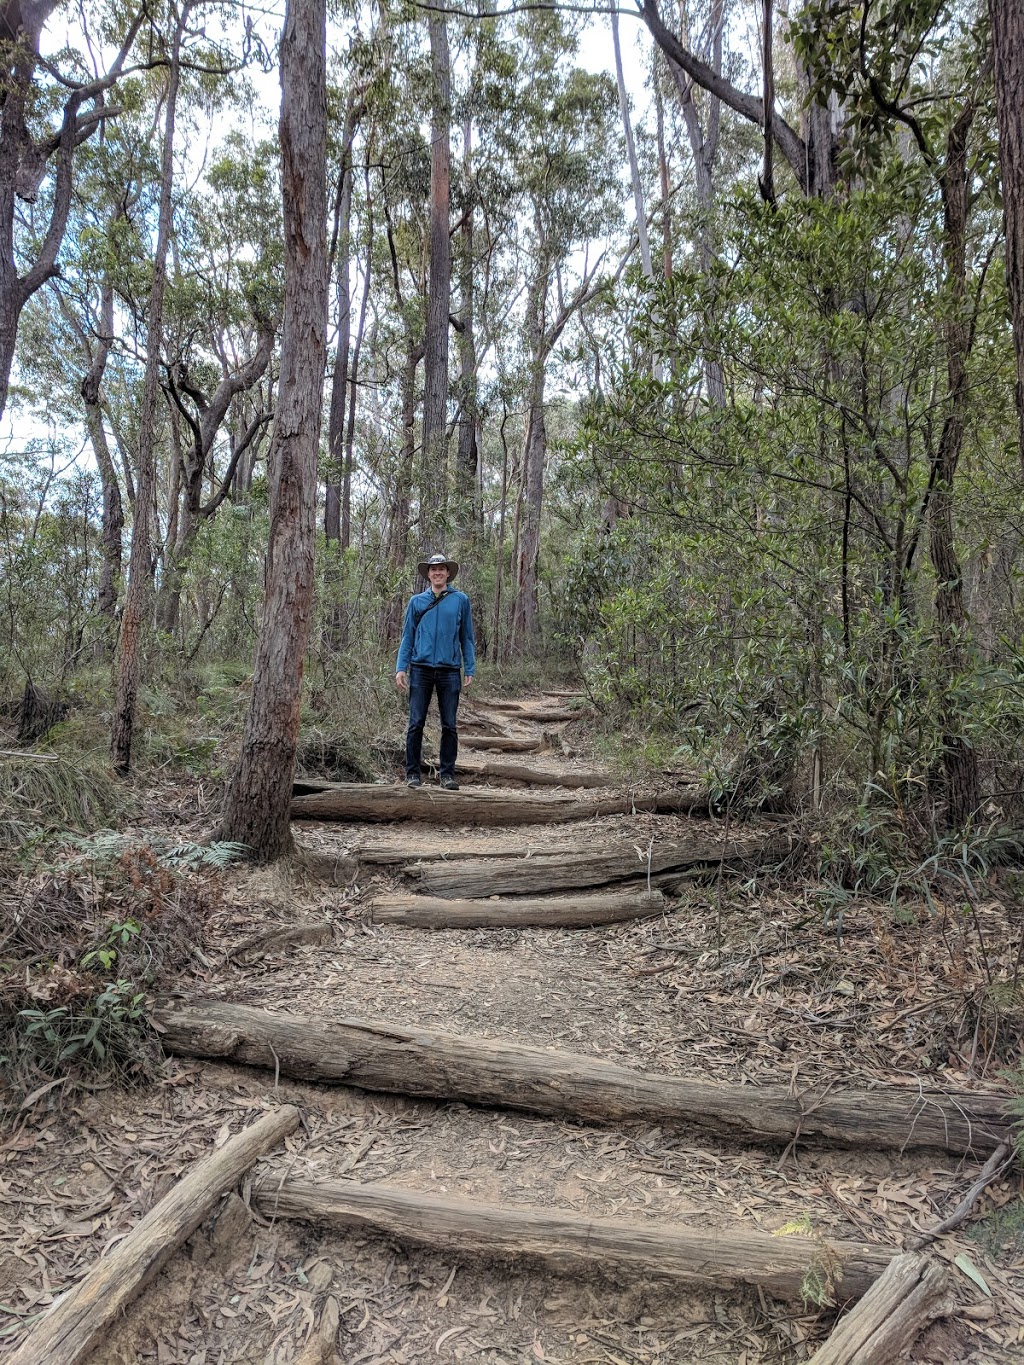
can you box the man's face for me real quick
[428,564,450,590]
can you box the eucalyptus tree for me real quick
[157,132,282,636]
[505,19,625,651]
[218,0,328,862]
[792,0,999,825]
[0,0,148,419]
[990,0,1024,467]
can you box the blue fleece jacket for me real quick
[396,588,476,675]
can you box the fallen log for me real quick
[806,1252,952,1364]
[454,755,611,788]
[370,889,667,928]
[252,1177,891,1305]
[290,783,711,825]
[7,1105,299,1365]
[404,833,783,898]
[462,735,549,753]
[155,1000,1012,1157]
[352,836,567,864]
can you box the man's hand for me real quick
[396,671,408,691]
[464,675,474,688]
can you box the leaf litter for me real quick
[1,718,1023,1362]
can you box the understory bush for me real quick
[0,834,243,1090]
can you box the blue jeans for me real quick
[406,665,461,779]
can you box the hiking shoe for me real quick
[406,775,422,788]
[439,776,460,791]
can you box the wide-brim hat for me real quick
[418,553,459,580]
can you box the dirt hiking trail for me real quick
[3,691,1023,1365]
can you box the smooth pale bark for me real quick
[370,888,667,929]
[289,781,712,825]
[991,0,1024,469]
[156,1000,1013,1156]
[218,0,328,862]
[57,262,123,624]
[455,116,479,518]
[612,9,652,280]
[325,99,360,543]
[7,1106,299,1365]
[806,1253,952,1365]
[253,1178,892,1304]
[420,11,451,553]
[159,329,275,633]
[111,5,189,774]
[669,0,725,405]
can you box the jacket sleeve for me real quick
[460,594,476,676]
[396,599,416,672]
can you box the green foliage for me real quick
[562,179,1020,829]
[14,981,151,1077]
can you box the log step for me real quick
[403,832,784,898]
[370,889,667,928]
[290,782,710,825]
[454,755,611,788]
[155,999,1013,1156]
[462,736,550,753]
[252,1177,892,1305]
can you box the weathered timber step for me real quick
[8,1107,299,1365]
[454,755,611,788]
[403,832,787,898]
[807,1252,952,1365]
[348,836,563,863]
[252,1177,892,1305]
[155,1000,1013,1156]
[461,735,550,753]
[290,782,711,825]
[370,888,666,928]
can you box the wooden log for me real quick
[475,700,581,722]
[454,755,611,788]
[155,1000,1012,1157]
[252,1177,891,1305]
[405,833,782,898]
[806,1252,952,1364]
[462,735,547,753]
[370,889,667,928]
[290,783,711,825]
[7,1105,299,1365]
[352,836,566,864]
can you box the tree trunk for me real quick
[253,1177,893,1304]
[217,0,328,863]
[110,5,189,774]
[325,99,359,543]
[342,196,371,552]
[158,331,274,635]
[78,269,123,625]
[420,11,451,554]
[991,0,1024,470]
[156,999,1013,1156]
[612,9,653,279]
[930,107,980,828]
[454,117,479,521]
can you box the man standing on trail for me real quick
[396,553,476,790]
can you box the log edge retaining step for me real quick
[154,1000,1012,1157]
[252,1176,893,1305]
